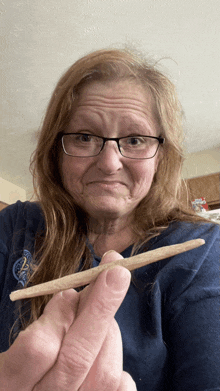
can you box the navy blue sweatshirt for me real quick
[0,201,219,390]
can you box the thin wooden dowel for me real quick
[10,238,205,301]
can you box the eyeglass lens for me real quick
[62,134,161,159]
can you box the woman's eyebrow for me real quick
[69,114,156,135]
[125,121,156,135]
[69,115,98,129]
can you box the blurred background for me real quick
[0,0,219,216]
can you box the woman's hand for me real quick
[0,251,137,390]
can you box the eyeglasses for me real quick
[60,133,165,159]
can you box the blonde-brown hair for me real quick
[24,48,200,326]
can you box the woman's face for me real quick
[60,80,161,222]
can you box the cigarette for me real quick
[10,238,205,301]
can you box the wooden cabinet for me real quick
[181,173,220,210]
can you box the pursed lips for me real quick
[86,180,129,192]
[87,180,127,186]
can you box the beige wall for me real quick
[0,177,26,204]
[182,146,220,179]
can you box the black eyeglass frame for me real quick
[59,132,165,160]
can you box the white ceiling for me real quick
[1,0,220,196]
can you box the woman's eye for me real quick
[126,137,144,145]
[75,134,93,142]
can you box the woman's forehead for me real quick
[68,81,159,135]
[76,79,152,101]
[71,80,157,119]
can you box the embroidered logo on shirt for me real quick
[12,250,33,286]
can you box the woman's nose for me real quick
[96,140,123,173]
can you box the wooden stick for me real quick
[10,238,205,301]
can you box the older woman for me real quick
[0,49,219,390]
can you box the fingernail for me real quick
[106,266,131,292]
[102,250,116,258]
[60,289,79,304]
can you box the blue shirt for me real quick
[0,201,219,390]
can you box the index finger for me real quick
[46,264,131,390]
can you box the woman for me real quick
[0,49,219,390]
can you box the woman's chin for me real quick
[82,196,130,220]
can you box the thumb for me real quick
[99,249,130,295]
[78,250,130,315]
[100,249,124,265]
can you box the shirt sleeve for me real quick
[0,240,8,299]
[0,205,14,300]
[161,224,220,390]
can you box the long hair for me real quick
[23,48,201,326]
